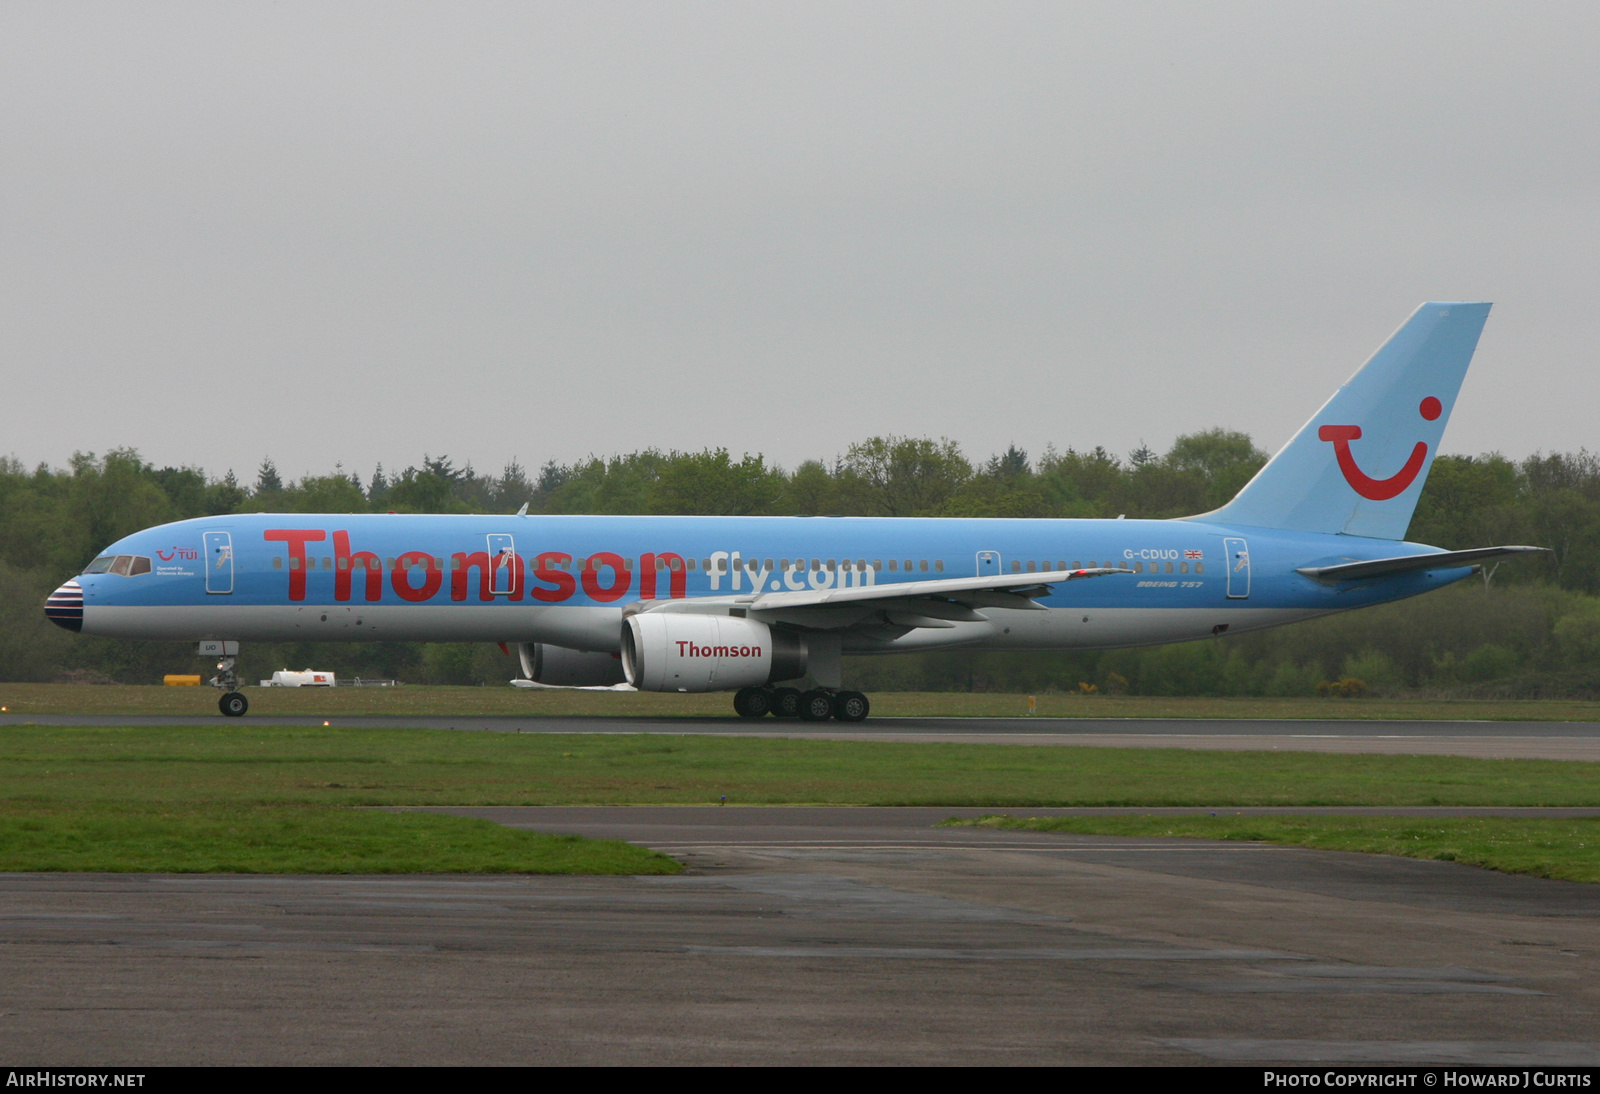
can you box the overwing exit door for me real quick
[487,534,516,595]
[1223,537,1251,599]
[977,551,1000,576]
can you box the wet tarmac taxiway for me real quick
[3,806,1599,1065]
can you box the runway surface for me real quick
[5,806,1600,1065]
[6,713,1600,759]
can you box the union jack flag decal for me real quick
[1184,549,1203,559]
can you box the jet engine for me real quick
[516,642,628,687]
[621,614,807,692]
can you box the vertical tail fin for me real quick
[1197,302,1491,540]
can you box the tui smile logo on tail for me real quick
[1318,397,1442,501]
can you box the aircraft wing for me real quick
[1296,545,1548,584]
[628,567,1133,629]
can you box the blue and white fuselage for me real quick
[44,303,1546,719]
[58,513,1469,650]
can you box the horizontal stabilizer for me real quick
[1296,546,1549,584]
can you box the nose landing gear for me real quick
[200,640,248,717]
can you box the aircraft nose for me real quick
[45,579,84,632]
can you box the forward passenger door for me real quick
[203,531,234,595]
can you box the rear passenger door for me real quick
[1223,537,1250,599]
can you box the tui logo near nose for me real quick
[45,579,84,632]
[1318,397,1442,501]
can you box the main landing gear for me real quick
[733,686,870,723]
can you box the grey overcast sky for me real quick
[2,2,1597,484]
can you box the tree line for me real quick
[3,432,1599,696]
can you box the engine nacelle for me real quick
[516,642,628,687]
[621,614,807,692]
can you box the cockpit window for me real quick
[84,555,152,577]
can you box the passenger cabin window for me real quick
[919,560,928,572]
[1194,561,1204,574]
[273,557,283,570]
[935,560,944,573]
[888,560,897,572]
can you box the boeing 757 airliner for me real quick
[45,303,1545,720]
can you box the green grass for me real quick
[953,814,1600,885]
[3,725,1599,808]
[6,723,1600,876]
[0,725,712,874]
[0,801,677,874]
[6,682,1600,721]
